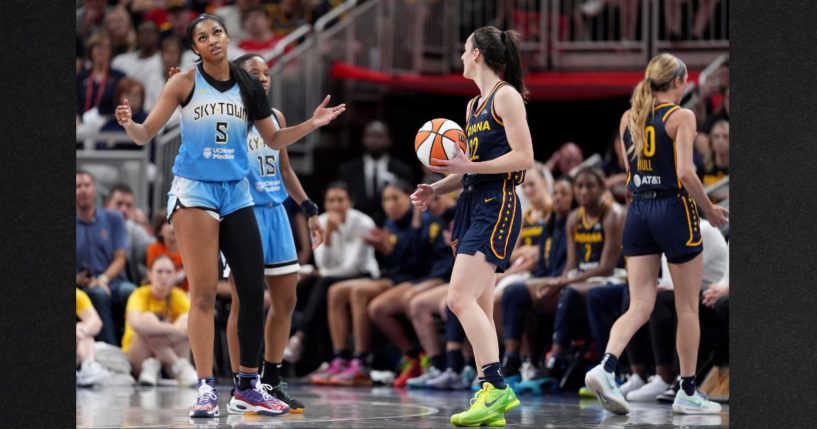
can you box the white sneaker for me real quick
[672,388,722,414]
[618,373,646,397]
[425,368,467,390]
[407,366,441,388]
[77,360,109,387]
[283,335,304,363]
[520,361,545,382]
[626,375,671,402]
[585,364,630,415]
[172,358,199,387]
[138,357,161,386]
[369,370,396,385]
[93,341,132,374]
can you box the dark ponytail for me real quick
[472,26,529,101]
[500,30,528,101]
[187,14,262,124]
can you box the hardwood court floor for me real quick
[76,382,729,428]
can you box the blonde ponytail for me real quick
[627,80,654,161]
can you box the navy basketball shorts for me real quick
[451,179,522,272]
[623,194,703,264]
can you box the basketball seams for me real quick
[415,118,467,168]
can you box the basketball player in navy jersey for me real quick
[584,53,728,416]
[411,26,533,427]
[115,14,344,418]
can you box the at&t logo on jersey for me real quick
[633,174,662,187]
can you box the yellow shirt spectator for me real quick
[121,285,190,352]
[77,288,94,317]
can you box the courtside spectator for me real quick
[77,288,110,387]
[544,142,585,178]
[123,256,197,387]
[337,121,414,225]
[77,170,137,345]
[104,183,156,283]
[285,182,381,363]
[147,216,187,291]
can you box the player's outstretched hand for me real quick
[428,149,472,174]
[116,98,133,127]
[410,184,435,212]
[311,95,346,127]
[706,205,729,227]
[308,215,324,249]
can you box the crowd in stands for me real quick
[75,0,729,407]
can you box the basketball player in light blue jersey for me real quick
[115,14,345,419]
[224,53,324,413]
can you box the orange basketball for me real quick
[414,118,468,168]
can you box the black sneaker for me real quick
[657,377,680,403]
[263,381,305,413]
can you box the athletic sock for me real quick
[430,354,446,372]
[200,377,216,388]
[601,353,618,373]
[681,376,696,396]
[238,372,256,390]
[232,372,240,386]
[482,362,506,390]
[447,350,465,373]
[262,361,282,387]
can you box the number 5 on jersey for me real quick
[215,122,229,144]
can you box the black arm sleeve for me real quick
[247,79,272,121]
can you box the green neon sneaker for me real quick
[450,382,520,427]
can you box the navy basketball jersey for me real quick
[622,102,684,193]
[173,64,252,182]
[519,208,549,247]
[535,215,567,278]
[573,203,609,272]
[247,113,288,206]
[463,81,525,187]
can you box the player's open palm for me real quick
[410,184,435,211]
[311,95,346,127]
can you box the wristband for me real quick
[98,274,110,285]
[300,199,319,218]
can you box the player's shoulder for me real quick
[566,207,580,225]
[494,83,523,104]
[665,106,695,121]
[167,67,196,98]
[606,201,626,220]
[620,109,631,124]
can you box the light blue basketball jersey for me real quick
[172,64,252,182]
[247,113,289,206]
